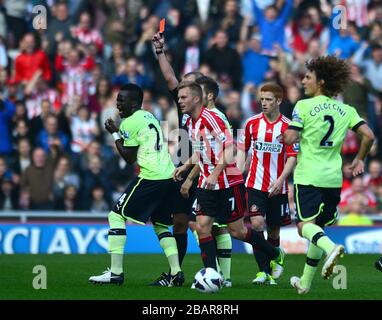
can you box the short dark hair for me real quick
[183,71,204,81]
[177,81,203,101]
[305,56,350,97]
[196,76,219,100]
[120,83,143,107]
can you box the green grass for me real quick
[0,254,381,300]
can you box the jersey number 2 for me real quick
[148,124,161,151]
[320,115,334,147]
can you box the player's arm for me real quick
[236,149,248,174]
[180,164,200,199]
[173,152,199,181]
[283,128,300,145]
[268,156,296,197]
[206,143,235,190]
[152,32,179,91]
[349,123,375,176]
[105,118,138,164]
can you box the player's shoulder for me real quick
[280,114,291,124]
[244,113,263,126]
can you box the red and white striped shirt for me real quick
[186,107,244,190]
[238,113,297,193]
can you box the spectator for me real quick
[172,25,203,77]
[55,46,95,105]
[25,78,61,119]
[252,0,293,52]
[53,155,80,202]
[327,21,360,59]
[45,1,73,57]
[337,195,374,226]
[105,42,128,78]
[289,10,322,56]
[89,185,109,213]
[81,155,112,209]
[14,33,51,85]
[20,148,55,210]
[204,30,243,90]
[342,63,373,120]
[0,98,16,162]
[54,184,81,211]
[0,176,19,210]
[4,0,28,48]
[69,105,100,154]
[111,56,152,90]
[88,77,114,115]
[11,138,31,177]
[36,114,70,154]
[242,33,270,86]
[376,185,382,212]
[70,12,104,54]
[12,119,31,148]
[363,159,382,194]
[339,176,378,213]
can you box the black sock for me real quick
[174,233,188,266]
[199,236,217,270]
[252,232,271,274]
[267,236,280,247]
[245,227,278,260]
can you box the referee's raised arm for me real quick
[152,32,179,91]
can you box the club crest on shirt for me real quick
[254,141,282,153]
[217,132,227,142]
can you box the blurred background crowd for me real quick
[0,0,381,223]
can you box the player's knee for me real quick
[196,222,211,238]
[251,216,265,232]
[227,225,245,240]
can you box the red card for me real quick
[159,18,165,33]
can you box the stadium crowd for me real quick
[0,0,381,220]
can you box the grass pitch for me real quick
[0,254,381,300]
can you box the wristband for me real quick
[112,132,121,141]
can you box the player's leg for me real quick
[151,179,184,286]
[212,224,232,286]
[291,242,323,294]
[224,184,284,280]
[294,185,344,280]
[195,188,219,270]
[89,177,146,285]
[250,215,272,283]
[247,189,271,281]
[267,194,290,279]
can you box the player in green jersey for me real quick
[283,56,375,293]
[89,84,184,286]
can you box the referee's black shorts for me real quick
[112,177,175,226]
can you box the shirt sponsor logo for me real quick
[254,141,282,153]
[120,130,129,140]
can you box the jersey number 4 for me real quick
[320,115,334,147]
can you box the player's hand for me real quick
[205,174,218,190]
[152,32,164,50]
[349,159,365,177]
[180,178,193,199]
[268,179,283,197]
[173,165,187,182]
[105,118,118,134]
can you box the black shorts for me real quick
[195,184,246,225]
[112,177,175,226]
[294,184,341,227]
[246,188,291,226]
[172,177,198,216]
